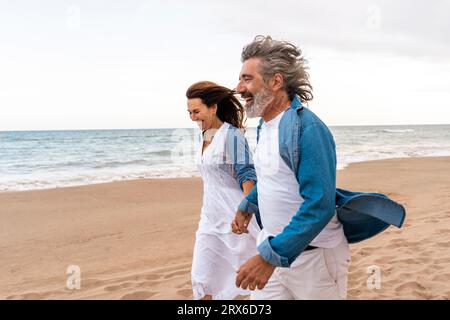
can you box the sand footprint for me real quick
[386,238,423,249]
[155,262,191,273]
[176,289,193,298]
[143,274,163,281]
[373,255,397,264]
[424,218,441,224]
[347,289,362,298]
[120,291,157,300]
[436,241,450,248]
[394,281,427,293]
[111,272,163,284]
[431,274,450,282]
[163,269,190,280]
[435,229,450,235]
[411,290,434,300]
[134,280,165,289]
[176,280,191,289]
[434,257,450,264]
[81,278,104,289]
[7,291,51,300]
[104,282,136,292]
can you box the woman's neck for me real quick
[211,119,223,129]
[203,120,223,141]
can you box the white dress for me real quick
[191,122,260,300]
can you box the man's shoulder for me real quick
[286,105,327,131]
[298,106,321,122]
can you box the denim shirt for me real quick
[238,95,406,267]
[224,124,257,190]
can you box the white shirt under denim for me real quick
[252,111,349,300]
[254,111,345,250]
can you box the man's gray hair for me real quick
[241,35,313,103]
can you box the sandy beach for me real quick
[1,156,449,300]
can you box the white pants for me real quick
[251,239,350,300]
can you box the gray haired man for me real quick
[231,36,350,300]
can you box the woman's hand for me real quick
[231,209,252,234]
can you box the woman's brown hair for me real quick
[186,81,245,129]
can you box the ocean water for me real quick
[1,125,449,192]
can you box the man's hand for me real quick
[235,255,276,291]
[231,209,252,234]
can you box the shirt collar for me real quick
[290,94,303,111]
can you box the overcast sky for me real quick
[1,0,449,130]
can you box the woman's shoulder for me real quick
[226,124,250,143]
[225,123,245,135]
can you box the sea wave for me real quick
[2,125,450,192]
[0,167,201,192]
[381,129,415,133]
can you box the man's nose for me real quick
[235,81,245,94]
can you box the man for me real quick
[231,35,350,300]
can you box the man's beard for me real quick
[245,87,274,118]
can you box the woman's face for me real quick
[187,98,217,130]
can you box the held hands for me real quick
[231,209,252,234]
[235,254,276,291]
[232,210,275,291]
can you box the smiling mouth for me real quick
[244,97,253,105]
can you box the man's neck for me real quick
[262,93,291,122]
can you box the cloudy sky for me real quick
[1,0,449,130]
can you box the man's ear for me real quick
[271,73,284,91]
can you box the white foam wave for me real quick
[381,129,415,133]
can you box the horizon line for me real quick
[1,123,450,132]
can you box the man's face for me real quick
[236,58,274,118]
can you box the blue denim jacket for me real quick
[238,96,406,267]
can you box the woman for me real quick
[186,81,260,300]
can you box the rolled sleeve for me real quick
[238,184,262,229]
[238,197,259,214]
[225,126,257,190]
[257,236,290,267]
[234,163,257,190]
